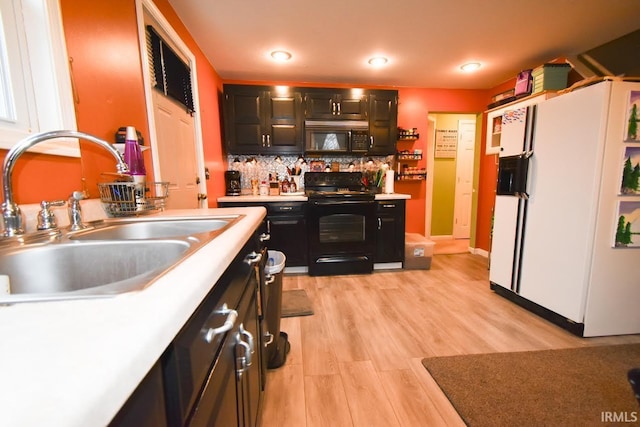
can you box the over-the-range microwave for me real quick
[304,120,369,153]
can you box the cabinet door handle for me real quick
[266,134,271,147]
[260,232,270,242]
[240,324,255,358]
[332,101,336,115]
[235,337,251,379]
[261,134,266,147]
[336,102,341,115]
[378,217,381,230]
[244,251,263,265]
[369,136,374,149]
[265,274,275,286]
[263,332,274,347]
[204,304,238,343]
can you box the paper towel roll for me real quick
[384,170,394,194]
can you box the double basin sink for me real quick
[0,215,241,304]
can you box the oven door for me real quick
[307,198,376,276]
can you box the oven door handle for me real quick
[311,200,375,206]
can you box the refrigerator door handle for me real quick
[516,150,533,199]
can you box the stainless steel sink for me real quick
[0,240,191,304]
[69,216,239,241]
[0,215,243,304]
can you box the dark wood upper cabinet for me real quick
[223,85,398,155]
[223,84,303,154]
[303,89,368,121]
[368,90,398,155]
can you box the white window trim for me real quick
[0,0,78,157]
[136,0,207,200]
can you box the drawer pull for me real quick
[204,304,238,343]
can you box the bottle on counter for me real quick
[289,177,297,193]
[281,177,290,193]
[123,126,146,210]
[259,180,269,196]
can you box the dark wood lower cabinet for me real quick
[110,234,265,427]
[108,362,168,427]
[219,201,307,267]
[374,200,406,264]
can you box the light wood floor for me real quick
[433,238,470,255]
[259,253,640,427]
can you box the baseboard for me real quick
[430,235,454,241]
[472,248,489,258]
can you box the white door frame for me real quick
[135,0,207,206]
[424,115,437,238]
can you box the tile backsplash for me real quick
[226,154,393,192]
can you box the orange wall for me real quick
[475,79,515,251]
[0,0,225,206]
[396,88,490,237]
[2,0,511,253]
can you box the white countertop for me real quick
[217,192,411,203]
[0,207,266,427]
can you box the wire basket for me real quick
[98,181,169,217]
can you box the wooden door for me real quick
[152,91,200,209]
[453,119,475,238]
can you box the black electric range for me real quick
[304,172,376,276]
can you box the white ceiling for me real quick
[167,0,640,90]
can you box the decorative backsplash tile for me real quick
[226,154,393,190]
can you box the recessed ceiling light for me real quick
[368,56,388,67]
[460,62,481,72]
[270,50,292,61]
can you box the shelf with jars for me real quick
[396,126,425,181]
[397,127,420,140]
[396,150,422,161]
[397,164,426,181]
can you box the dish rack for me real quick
[98,181,169,217]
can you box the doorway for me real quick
[136,0,207,209]
[427,113,479,253]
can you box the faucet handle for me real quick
[37,200,65,231]
[68,191,87,231]
[70,190,85,202]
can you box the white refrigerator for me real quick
[489,79,640,337]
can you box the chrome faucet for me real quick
[1,130,129,237]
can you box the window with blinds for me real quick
[146,25,194,114]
